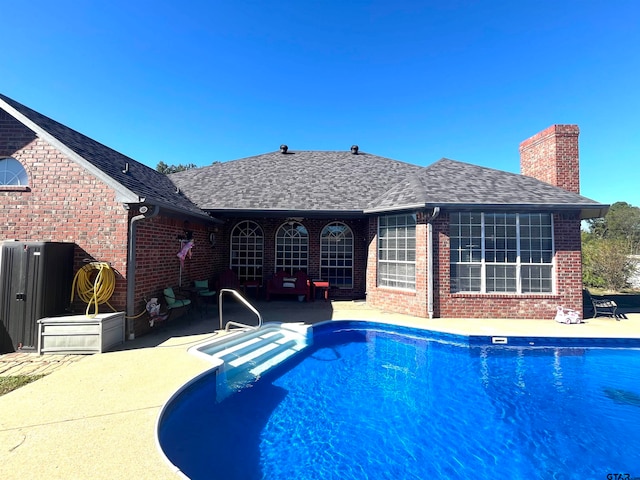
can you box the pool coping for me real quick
[315,318,640,348]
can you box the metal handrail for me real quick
[218,288,263,332]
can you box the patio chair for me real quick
[163,287,192,317]
[583,289,618,320]
[266,270,310,301]
[194,279,217,308]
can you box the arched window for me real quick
[230,221,264,283]
[320,222,354,288]
[275,222,308,274]
[0,157,28,186]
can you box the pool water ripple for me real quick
[159,323,640,479]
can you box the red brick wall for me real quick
[435,212,583,319]
[364,211,583,320]
[520,124,580,194]
[1,112,130,312]
[1,112,219,337]
[366,215,429,317]
[132,215,217,335]
[219,217,368,299]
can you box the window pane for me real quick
[230,221,264,283]
[450,212,554,294]
[378,214,416,289]
[0,158,28,185]
[451,264,482,293]
[275,222,308,274]
[486,265,517,293]
[321,222,354,288]
[521,265,553,293]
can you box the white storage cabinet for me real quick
[37,312,125,354]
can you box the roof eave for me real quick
[365,202,610,219]
[126,199,222,223]
[363,203,427,215]
[1,97,217,220]
[1,97,142,203]
[203,208,367,219]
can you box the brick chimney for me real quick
[519,124,580,194]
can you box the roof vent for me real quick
[280,144,288,154]
[350,145,359,155]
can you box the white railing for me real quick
[218,288,263,331]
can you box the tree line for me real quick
[583,202,640,292]
[156,161,221,174]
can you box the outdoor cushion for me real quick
[171,299,191,308]
[194,280,216,296]
[163,287,192,309]
[266,270,310,301]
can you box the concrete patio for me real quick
[1,299,639,480]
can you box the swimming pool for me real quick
[158,321,640,479]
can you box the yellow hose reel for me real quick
[71,262,116,318]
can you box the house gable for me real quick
[0,93,210,221]
[0,110,130,308]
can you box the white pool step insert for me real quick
[189,323,312,401]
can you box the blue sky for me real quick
[2,0,638,207]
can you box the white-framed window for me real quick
[378,213,416,290]
[230,221,264,283]
[450,212,554,294]
[0,157,28,185]
[320,222,354,288]
[275,221,308,274]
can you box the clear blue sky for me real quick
[2,0,638,207]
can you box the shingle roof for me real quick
[169,150,424,214]
[1,94,608,220]
[171,151,607,219]
[368,158,608,217]
[0,94,210,220]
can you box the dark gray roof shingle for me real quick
[2,94,607,220]
[170,150,424,213]
[368,158,607,215]
[0,94,209,220]
[171,152,607,218]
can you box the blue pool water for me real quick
[159,322,640,479]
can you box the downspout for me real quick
[427,207,440,319]
[126,205,160,340]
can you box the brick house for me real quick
[1,94,608,340]
[0,94,220,341]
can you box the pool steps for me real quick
[189,323,311,401]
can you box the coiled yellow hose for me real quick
[71,262,116,318]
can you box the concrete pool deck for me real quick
[1,300,639,480]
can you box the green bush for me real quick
[582,238,636,292]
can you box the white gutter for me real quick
[427,207,440,319]
[126,205,160,340]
